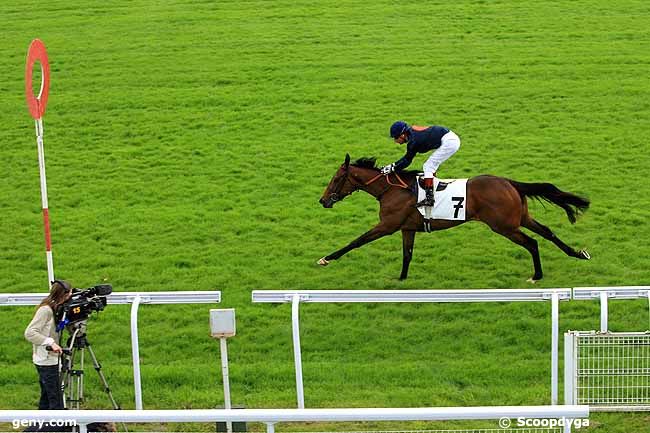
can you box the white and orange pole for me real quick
[25,39,54,286]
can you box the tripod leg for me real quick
[68,347,83,410]
[61,347,80,409]
[86,344,122,410]
[86,345,129,432]
[62,327,83,410]
[59,350,71,409]
[79,349,85,407]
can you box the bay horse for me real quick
[318,154,590,281]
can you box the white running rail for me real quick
[572,286,650,332]
[252,289,571,408]
[0,291,221,410]
[0,406,589,433]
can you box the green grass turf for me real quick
[2,0,650,431]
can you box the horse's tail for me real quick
[508,180,590,224]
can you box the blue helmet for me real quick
[390,121,409,139]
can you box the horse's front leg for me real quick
[318,223,397,265]
[399,230,416,280]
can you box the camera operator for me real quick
[24,279,72,410]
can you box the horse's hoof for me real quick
[317,257,330,266]
[527,277,540,284]
[579,249,591,260]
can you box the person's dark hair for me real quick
[37,280,72,312]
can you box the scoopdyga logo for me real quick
[499,416,590,429]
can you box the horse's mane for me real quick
[352,156,420,176]
[352,157,380,170]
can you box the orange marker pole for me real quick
[25,39,54,286]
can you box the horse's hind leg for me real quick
[523,217,590,260]
[494,228,544,282]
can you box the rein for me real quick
[362,172,410,200]
[330,168,411,204]
[364,172,409,189]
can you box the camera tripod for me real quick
[59,321,121,411]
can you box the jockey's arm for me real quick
[393,150,416,171]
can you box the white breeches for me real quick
[423,131,460,178]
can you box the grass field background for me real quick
[1,1,650,432]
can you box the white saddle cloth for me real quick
[417,177,468,221]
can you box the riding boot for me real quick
[416,177,435,207]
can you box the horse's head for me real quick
[320,154,358,208]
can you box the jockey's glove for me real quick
[380,163,395,175]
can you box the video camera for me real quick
[56,284,112,330]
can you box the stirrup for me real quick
[415,198,434,208]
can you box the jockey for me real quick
[381,120,461,208]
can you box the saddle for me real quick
[413,176,469,224]
[411,176,451,196]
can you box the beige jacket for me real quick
[24,305,60,366]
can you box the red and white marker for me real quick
[25,39,54,286]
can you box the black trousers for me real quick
[23,365,67,432]
[36,364,63,410]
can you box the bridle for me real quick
[329,167,409,203]
[328,168,351,204]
